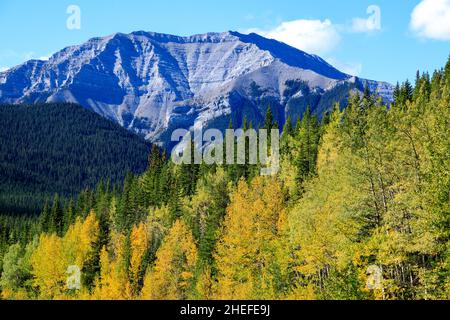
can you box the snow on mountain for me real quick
[0,31,393,145]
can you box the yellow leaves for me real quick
[141,220,197,300]
[129,222,149,291]
[288,127,366,278]
[215,176,287,300]
[30,211,99,299]
[284,77,449,299]
[223,177,284,244]
[92,229,133,300]
[279,156,298,198]
[284,284,317,300]
[316,118,342,175]
[196,266,214,300]
[184,183,211,235]
[30,233,65,299]
[1,288,30,300]
[289,185,358,276]
[109,197,118,229]
[181,271,193,281]
[0,288,14,300]
[147,205,171,244]
[63,210,99,268]
[291,117,363,273]
[12,76,450,301]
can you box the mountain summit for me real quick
[0,31,393,145]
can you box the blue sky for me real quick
[0,0,449,84]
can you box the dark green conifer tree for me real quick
[49,194,63,235]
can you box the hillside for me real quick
[0,103,152,214]
[0,57,447,300]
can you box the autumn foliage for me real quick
[0,58,449,300]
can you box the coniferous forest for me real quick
[0,58,449,300]
[0,103,152,214]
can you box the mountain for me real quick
[0,31,393,146]
[0,103,152,214]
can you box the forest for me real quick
[0,103,151,214]
[0,58,448,300]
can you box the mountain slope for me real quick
[0,103,152,214]
[0,31,393,146]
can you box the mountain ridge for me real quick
[0,30,393,145]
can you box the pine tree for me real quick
[283,115,294,137]
[264,105,274,131]
[363,82,371,101]
[402,79,414,102]
[414,70,422,99]
[141,144,166,207]
[184,167,229,267]
[445,55,450,87]
[49,194,63,235]
[393,82,401,104]
[116,173,136,232]
[178,139,200,197]
[362,82,374,110]
[63,199,75,233]
[38,200,50,233]
[294,107,320,184]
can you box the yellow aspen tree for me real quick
[129,222,149,295]
[30,211,100,299]
[30,233,65,299]
[215,177,287,300]
[141,219,197,300]
[63,210,99,271]
[92,232,132,300]
[288,107,366,297]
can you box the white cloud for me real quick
[248,19,341,55]
[350,5,382,33]
[326,58,362,77]
[22,52,50,61]
[410,0,450,40]
[245,18,364,76]
[0,66,8,72]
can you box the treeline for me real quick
[0,58,448,300]
[0,103,152,214]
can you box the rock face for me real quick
[0,31,393,146]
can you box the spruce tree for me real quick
[402,79,414,102]
[264,105,274,131]
[283,115,294,137]
[49,194,63,235]
[393,82,401,104]
[445,55,450,86]
[38,200,50,233]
